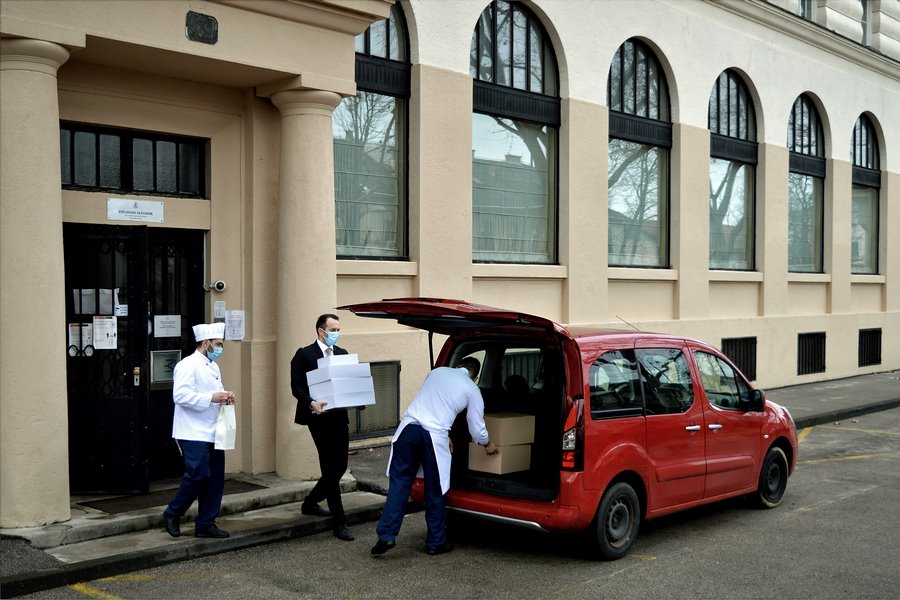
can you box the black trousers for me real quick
[305,412,349,523]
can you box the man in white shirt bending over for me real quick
[371,357,498,556]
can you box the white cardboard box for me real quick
[468,442,531,474]
[309,377,376,410]
[317,353,359,369]
[306,362,371,386]
[484,412,535,446]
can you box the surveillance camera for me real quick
[212,280,226,292]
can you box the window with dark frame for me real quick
[334,2,410,259]
[470,0,560,264]
[787,94,826,273]
[607,38,672,268]
[708,69,758,271]
[60,122,207,198]
[850,114,881,275]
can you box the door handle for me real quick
[708,423,723,430]
[133,367,141,387]
[685,425,701,431]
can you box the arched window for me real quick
[470,0,560,264]
[607,39,671,267]
[333,2,409,258]
[786,94,825,273]
[708,69,757,270]
[850,114,880,274]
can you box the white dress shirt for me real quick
[390,366,490,494]
[171,349,224,442]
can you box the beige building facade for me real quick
[1,0,898,527]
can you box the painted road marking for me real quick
[68,582,122,600]
[797,427,812,444]
[798,452,892,465]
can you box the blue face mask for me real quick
[206,343,223,361]
[324,331,340,347]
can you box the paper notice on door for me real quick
[82,323,94,348]
[99,289,114,315]
[154,315,182,338]
[68,324,82,349]
[72,289,96,315]
[225,310,245,341]
[93,316,117,349]
[113,288,128,316]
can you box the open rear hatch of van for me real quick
[340,298,569,502]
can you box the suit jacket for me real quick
[291,341,349,426]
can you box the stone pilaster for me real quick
[0,38,71,527]
[269,89,342,479]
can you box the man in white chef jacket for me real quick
[371,357,498,556]
[162,322,235,539]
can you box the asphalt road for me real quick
[21,408,900,599]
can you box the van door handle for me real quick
[708,423,723,430]
[685,425,701,431]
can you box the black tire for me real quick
[590,482,640,560]
[755,446,788,508]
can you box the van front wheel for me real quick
[591,482,640,560]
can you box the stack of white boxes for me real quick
[306,354,376,410]
[468,412,535,474]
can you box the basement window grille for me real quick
[721,337,757,381]
[858,328,882,367]
[351,360,400,439]
[797,332,826,375]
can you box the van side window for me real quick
[695,351,750,410]
[589,350,642,419]
[636,348,694,414]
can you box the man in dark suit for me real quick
[290,313,354,541]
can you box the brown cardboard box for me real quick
[468,442,531,474]
[484,412,535,446]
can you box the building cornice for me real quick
[705,0,900,82]
[211,0,391,36]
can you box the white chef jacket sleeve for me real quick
[464,385,490,446]
[173,360,213,410]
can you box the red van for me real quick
[341,298,798,559]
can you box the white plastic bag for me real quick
[214,404,236,450]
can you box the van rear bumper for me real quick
[444,491,584,532]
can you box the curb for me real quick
[791,397,900,429]
[1,504,389,598]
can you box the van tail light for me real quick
[561,396,584,471]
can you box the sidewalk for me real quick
[2,370,898,597]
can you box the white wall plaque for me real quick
[154,315,182,338]
[107,198,164,223]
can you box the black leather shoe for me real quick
[195,525,230,539]
[301,503,331,517]
[333,524,354,541]
[370,539,396,555]
[163,512,181,538]
[425,542,454,556]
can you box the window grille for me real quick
[60,122,207,198]
[858,329,882,367]
[797,332,826,375]
[721,337,757,381]
[350,361,400,438]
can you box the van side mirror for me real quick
[749,389,766,412]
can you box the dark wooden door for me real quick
[64,224,203,493]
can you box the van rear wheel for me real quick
[591,482,640,560]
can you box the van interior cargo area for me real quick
[448,341,563,502]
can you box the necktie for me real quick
[325,347,333,357]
